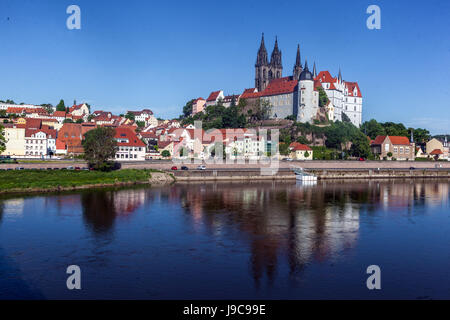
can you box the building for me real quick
[315,70,363,126]
[57,123,96,155]
[370,136,415,160]
[206,90,224,106]
[192,98,206,115]
[127,109,156,127]
[289,142,313,160]
[1,124,26,157]
[255,34,283,92]
[114,127,146,161]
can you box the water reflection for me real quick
[171,179,449,286]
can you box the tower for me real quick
[312,62,317,78]
[293,44,303,80]
[255,33,269,92]
[269,36,283,81]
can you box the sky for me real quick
[0,0,449,134]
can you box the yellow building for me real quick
[1,125,26,157]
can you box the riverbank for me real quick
[0,169,174,194]
[172,168,450,181]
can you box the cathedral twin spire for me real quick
[256,33,282,68]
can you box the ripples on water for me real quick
[0,179,449,299]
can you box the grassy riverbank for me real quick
[0,169,168,193]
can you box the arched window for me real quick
[276,71,280,78]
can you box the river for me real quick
[0,179,449,299]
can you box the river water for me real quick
[0,179,449,299]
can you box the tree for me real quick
[182,99,195,118]
[76,119,84,124]
[161,150,170,158]
[349,131,372,158]
[56,99,66,112]
[40,104,54,115]
[63,118,74,123]
[316,86,329,107]
[136,121,146,128]
[0,125,6,154]
[82,127,118,171]
[361,119,385,139]
[387,152,393,158]
[125,112,135,121]
[342,112,351,123]
[304,151,310,158]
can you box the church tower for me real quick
[293,44,303,80]
[269,36,283,81]
[255,33,269,92]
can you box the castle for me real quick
[201,34,363,126]
[252,34,363,126]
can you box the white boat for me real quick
[293,168,318,181]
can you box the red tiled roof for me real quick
[240,88,260,99]
[114,127,146,147]
[346,82,362,97]
[371,135,410,146]
[289,142,312,151]
[315,71,336,84]
[260,78,297,97]
[55,138,66,150]
[53,111,67,117]
[430,149,443,155]
[207,90,221,102]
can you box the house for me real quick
[222,94,241,108]
[58,123,96,155]
[429,149,444,160]
[206,90,224,106]
[426,138,444,154]
[114,127,146,161]
[192,98,206,115]
[158,141,174,158]
[289,142,313,160]
[68,103,90,118]
[0,124,26,157]
[370,136,415,160]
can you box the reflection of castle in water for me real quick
[175,182,362,285]
[174,180,449,285]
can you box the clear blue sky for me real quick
[1,0,449,133]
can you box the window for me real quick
[394,147,398,153]
[400,147,403,154]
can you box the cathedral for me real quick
[252,33,362,126]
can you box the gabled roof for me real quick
[430,149,443,155]
[371,135,410,146]
[240,88,260,99]
[345,82,362,97]
[114,127,146,147]
[289,142,312,151]
[206,90,222,102]
[315,71,336,84]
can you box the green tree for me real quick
[316,86,329,107]
[361,119,385,139]
[0,125,6,154]
[136,121,146,128]
[82,127,118,171]
[161,150,170,158]
[342,112,351,123]
[125,112,135,121]
[76,119,84,124]
[56,99,66,112]
[63,118,74,123]
[182,99,195,118]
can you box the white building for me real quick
[315,70,363,127]
[297,62,319,123]
[114,127,146,161]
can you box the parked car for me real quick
[15,167,25,170]
[67,166,74,170]
[171,166,178,170]
[409,167,415,170]
[181,166,189,170]
[197,165,206,170]
[75,167,81,171]
[358,157,366,161]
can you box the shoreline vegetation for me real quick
[0,169,174,194]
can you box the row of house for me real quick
[369,135,449,161]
